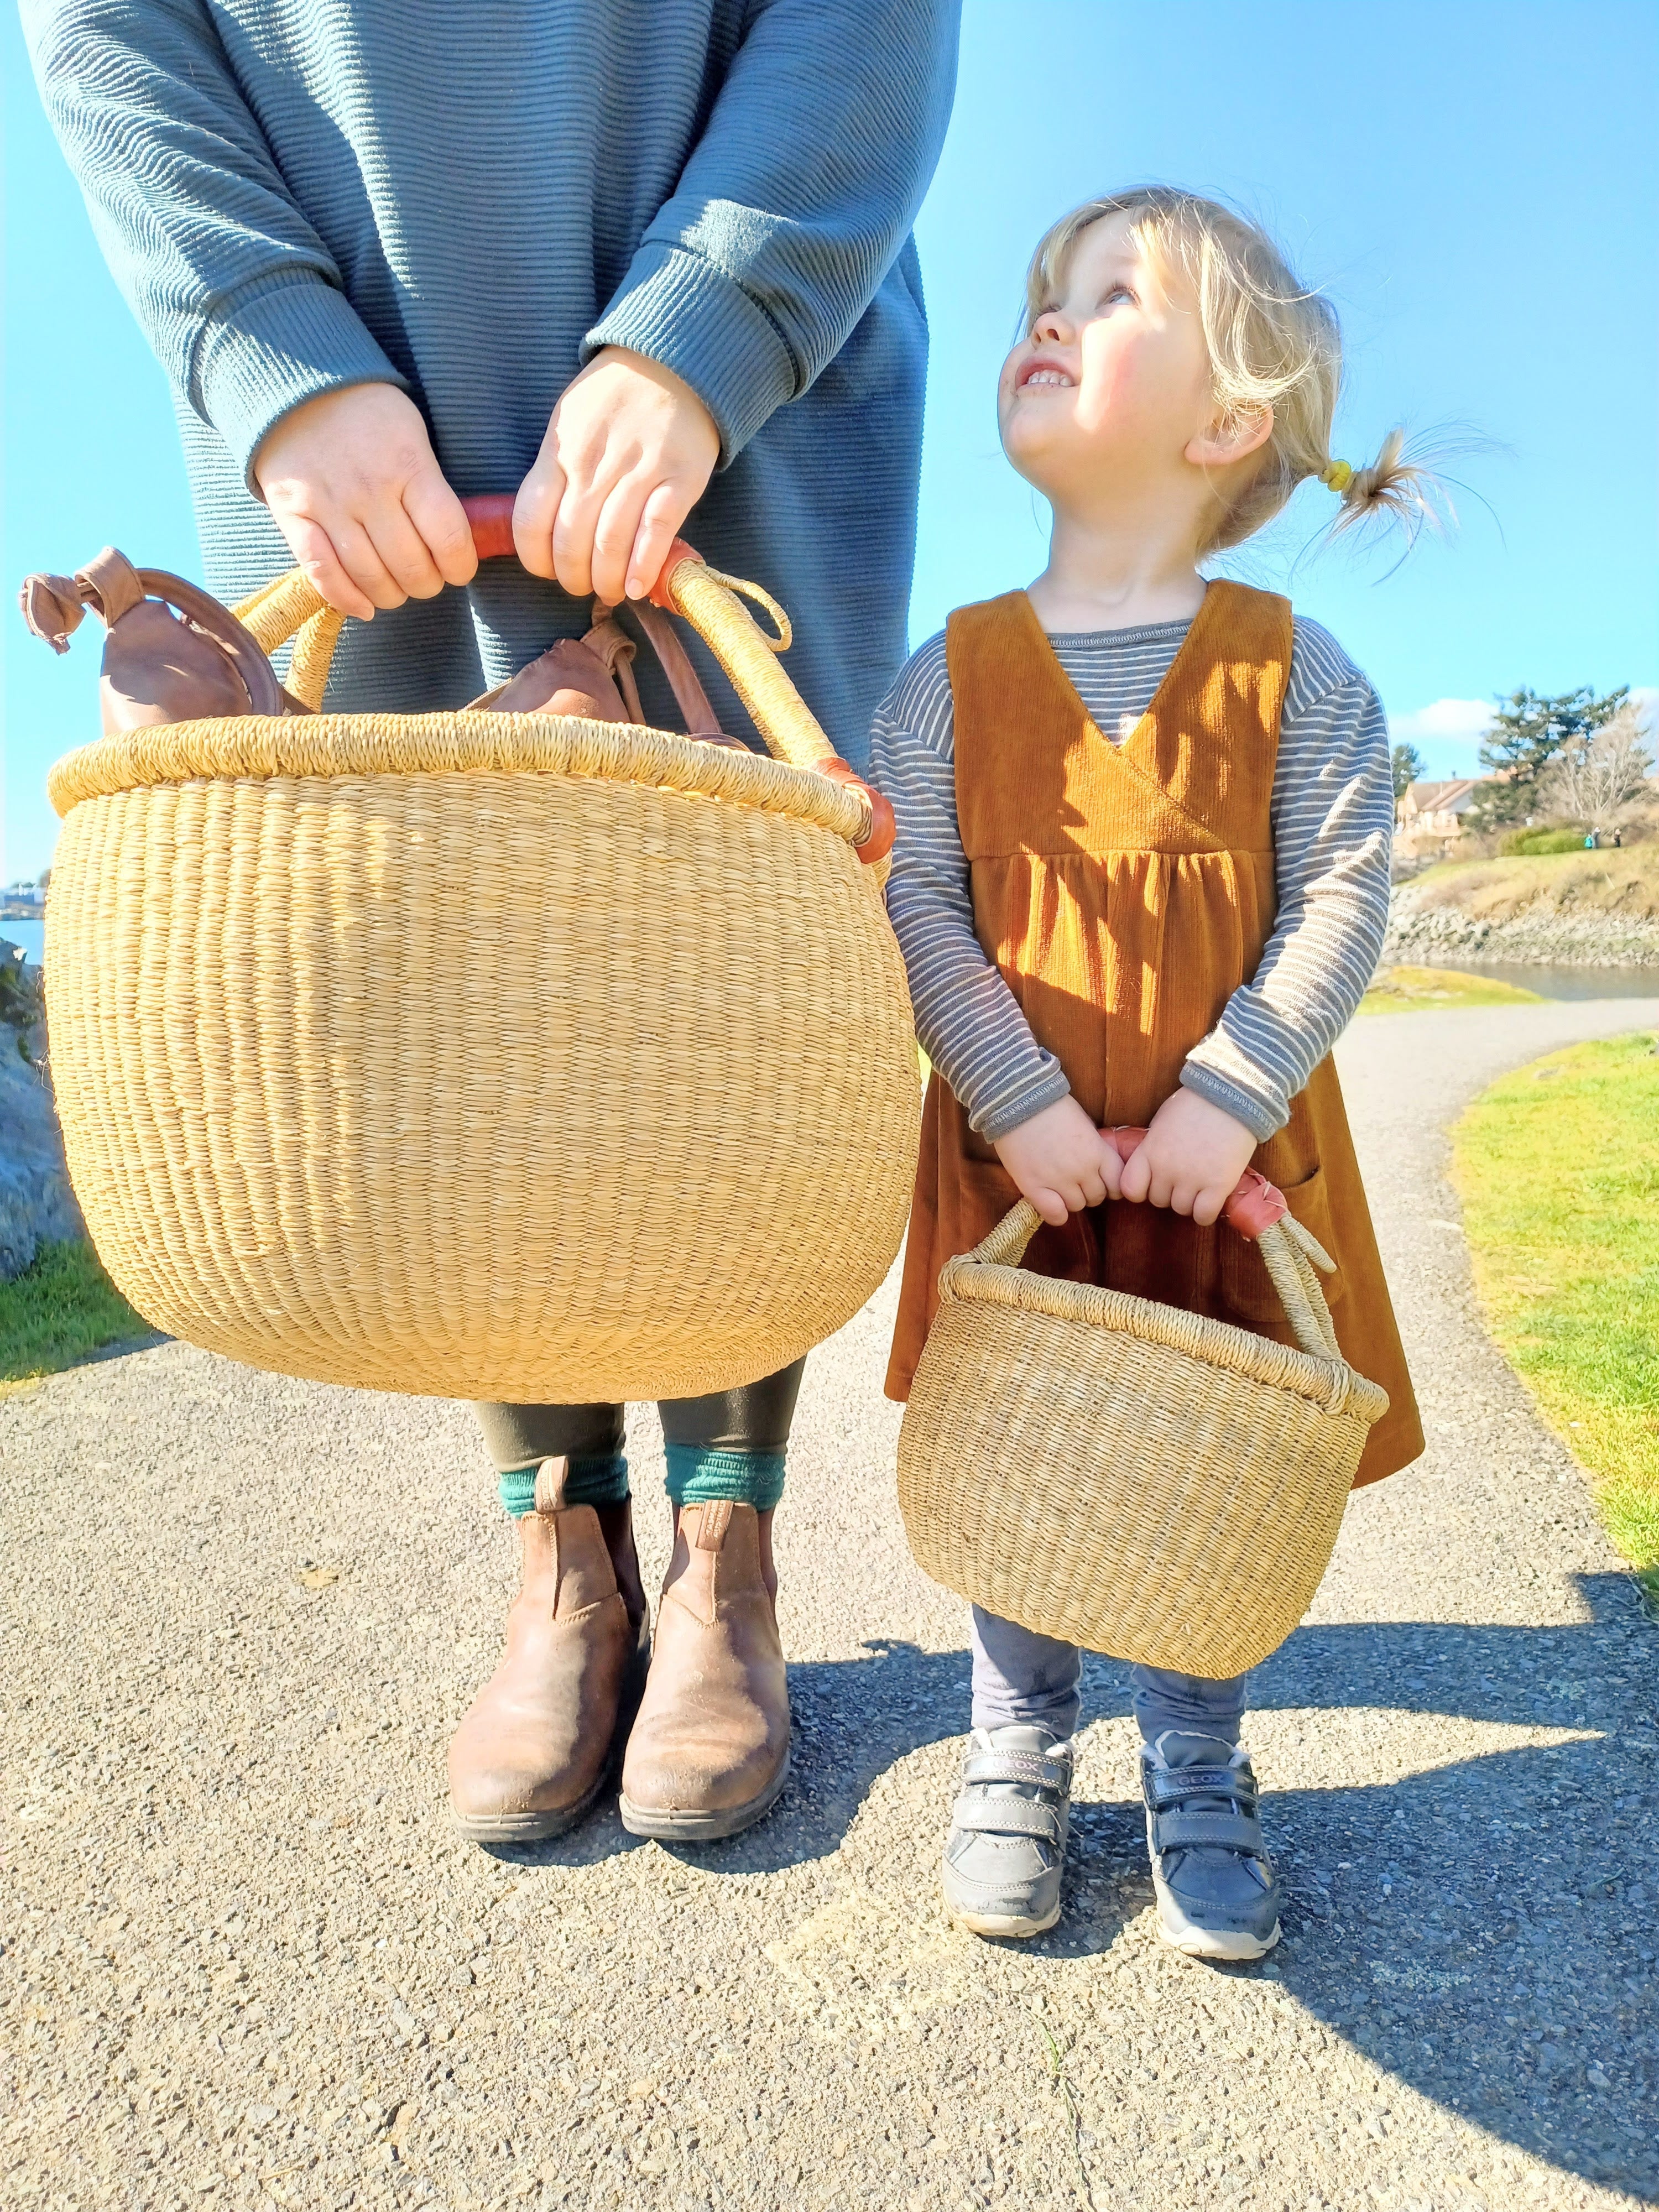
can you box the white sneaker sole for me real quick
[950,1899,1061,1940]
[1153,1876,1281,1962]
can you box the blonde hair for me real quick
[1026,187,1440,552]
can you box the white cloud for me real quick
[1386,697,1494,781]
[1388,697,1493,745]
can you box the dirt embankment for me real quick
[1385,847,1659,967]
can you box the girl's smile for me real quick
[1014,357,1074,392]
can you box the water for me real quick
[1399,956,1659,1002]
[5,911,1655,1003]
[3,917,44,968]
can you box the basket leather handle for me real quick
[962,1146,1342,1365]
[466,502,894,864]
[229,500,895,865]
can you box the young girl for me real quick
[873,189,1426,1960]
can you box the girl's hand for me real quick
[513,347,721,605]
[253,384,478,620]
[1117,1088,1259,1226]
[993,1096,1124,1227]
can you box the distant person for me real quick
[874,189,1427,1959]
[25,0,960,1845]
[1585,828,1602,849]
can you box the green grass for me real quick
[1360,964,1545,1015]
[1451,1032,1659,1605]
[1501,826,1596,856]
[0,1238,152,1389]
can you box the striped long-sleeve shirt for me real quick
[868,612,1395,1142]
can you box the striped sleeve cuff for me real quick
[975,1062,1074,1142]
[1178,1059,1285,1144]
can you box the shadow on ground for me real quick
[488,1571,1655,2198]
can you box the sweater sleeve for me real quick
[587,0,960,463]
[22,0,404,488]
[1180,620,1395,1140]
[869,637,1071,1140]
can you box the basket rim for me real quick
[936,1253,1389,1421]
[46,709,868,842]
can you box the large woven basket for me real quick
[896,1185,1389,1677]
[41,510,919,1401]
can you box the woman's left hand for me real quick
[513,346,721,605]
[1117,1089,1259,1225]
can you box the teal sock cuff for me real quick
[498,1455,629,1517]
[663,1444,786,1511]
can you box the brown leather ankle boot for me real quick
[448,1459,648,1843]
[618,1500,790,1839]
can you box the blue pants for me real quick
[970,1608,1247,1746]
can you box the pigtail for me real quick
[1321,429,1446,546]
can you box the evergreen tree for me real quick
[1390,742,1428,801]
[1467,686,1630,828]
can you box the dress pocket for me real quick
[1215,1162,1344,1334]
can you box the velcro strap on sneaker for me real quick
[951,1794,1064,1844]
[962,1750,1071,1791]
[1151,1809,1265,1855]
[1144,1764,1255,1811]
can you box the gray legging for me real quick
[971,1606,1247,1746]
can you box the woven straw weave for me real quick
[45,707,919,1401]
[896,1199,1388,1676]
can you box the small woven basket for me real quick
[896,1188,1389,1677]
[41,511,919,1402]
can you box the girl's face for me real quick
[999,213,1222,507]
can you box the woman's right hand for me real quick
[253,383,477,620]
[993,1095,1124,1227]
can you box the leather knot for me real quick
[18,573,87,655]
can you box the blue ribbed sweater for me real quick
[23,0,960,767]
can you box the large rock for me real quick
[0,1031,85,1279]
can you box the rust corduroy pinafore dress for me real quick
[885,582,1422,1491]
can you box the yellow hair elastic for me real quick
[1320,459,1355,494]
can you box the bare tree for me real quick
[1538,703,1656,828]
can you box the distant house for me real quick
[1395,778,1498,859]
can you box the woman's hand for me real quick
[253,383,477,620]
[513,346,721,605]
[1117,1088,1258,1226]
[993,1096,1124,1227]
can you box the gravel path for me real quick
[5,998,1657,2212]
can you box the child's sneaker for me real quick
[1141,1730,1282,1961]
[941,1725,1073,1938]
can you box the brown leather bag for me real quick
[19,549,297,732]
[23,545,750,750]
[465,596,748,750]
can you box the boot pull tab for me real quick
[692,1500,734,1551]
[533,1457,572,1514]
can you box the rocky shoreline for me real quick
[0,1043,82,1279]
[1384,888,1659,970]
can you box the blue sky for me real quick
[4,0,1655,880]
